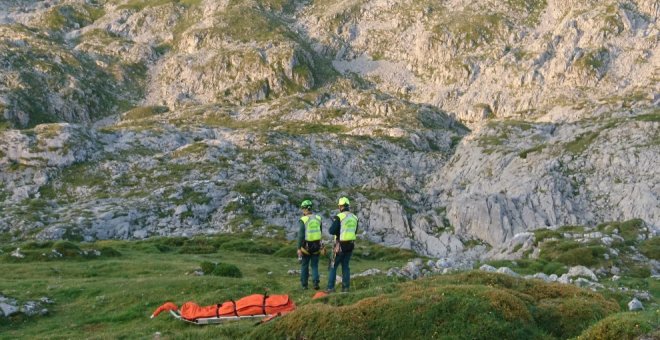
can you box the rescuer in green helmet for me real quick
[326,196,358,293]
[297,199,323,290]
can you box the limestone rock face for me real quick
[0,0,657,261]
[364,199,412,248]
[430,117,659,245]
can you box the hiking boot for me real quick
[341,288,349,293]
[313,283,320,290]
[325,288,335,293]
[301,286,308,290]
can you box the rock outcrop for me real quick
[0,0,657,260]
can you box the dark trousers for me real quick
[327,251,352,291]
[301,254,319,288]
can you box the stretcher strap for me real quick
[262,292,268,315]
[215,304,221,318]
[231,299,238,317]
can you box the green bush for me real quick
[121,105,168,120]
[213,263,242,278]
[533,229,562,244]
[597,219,645,242]
[579,311,656,340]
[200,261,216,274]
[273,244,298,258]
[154,243,175,253]
[534,296,619,338]
[99,247,122,257]
[639,238,660,260]
[53,241,81,257]
[179,238,217,254]
[626,265,651,278]
[219,239,279,254]
[200,261,242,278]
[556,246,607,266]
[21,241,54,250]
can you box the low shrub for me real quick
[556,245,607,266]
[534,296,619,338]
[21,241,54,250]
[639,238,660,260]
[98,247,122,257]
[578,311,657,340]
[179,238,217,254]
[273,244,298,258]
[53,241,81,257]
[219,239,278,254]
[200,261,242,278]
[214,263,242,278]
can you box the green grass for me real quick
[116,0,201,11]
[482,259,567,276]
[0,235,417,338]
[518,144,546,159]
[634,112,660,122]
[121,106,169,121]
[597,219,645,242]
[3,234,655,339]
[639,238,660,260]
[565,131,600,154]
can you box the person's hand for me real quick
[297,249,303,257]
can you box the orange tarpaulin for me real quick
[151,294,296,321]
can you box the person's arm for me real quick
[329,216,340,238]
[297,220,305,249]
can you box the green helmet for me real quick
[338,197,350,206]
[300,200,313,209]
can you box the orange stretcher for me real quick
[151,293,296,325]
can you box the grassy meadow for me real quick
[1,234,658,339]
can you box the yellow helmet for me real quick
[338,197,350,206]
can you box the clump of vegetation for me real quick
[121,106,169,121]
[200,261,242,278]
[483,259,567,276]
[580,311,657,340]
[639,238,660,260]
[597,219,645,243]
[538,239,608,267]
[565,131,600,154]
[252,271,620,339]
[574,47,610,78]
[53,240,82,257]
[518,144,546,159]
[179,238,217,254]
[353,243,418,261]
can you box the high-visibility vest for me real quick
[337,212,358,241]
[301,214,322,241]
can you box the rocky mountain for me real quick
[0,0,658,261]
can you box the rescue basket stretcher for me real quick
[150,293,296,325]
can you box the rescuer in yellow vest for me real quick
[326,196,358,293]
[297,200,323,290]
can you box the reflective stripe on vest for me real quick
[301,214,322,242]
[338,212,357,241]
